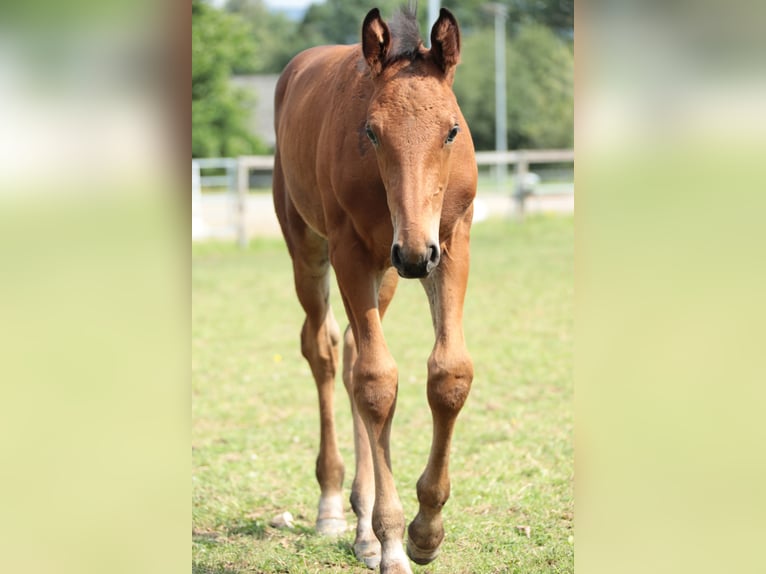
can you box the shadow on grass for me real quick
[192,529,226,550]
[333,537,356,561]
[291,523,316,536]
[226,517,318,540]
[192,563,240,574]
[227,517,268,538]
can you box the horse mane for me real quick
[388,3,424,62]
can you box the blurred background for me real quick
[191,0,574,242]
[193,0,573,155]
[1,0,764,573]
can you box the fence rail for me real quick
[193,150,574,246]
[474,149,574,164]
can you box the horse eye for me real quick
[446,124,460,144]
[365,124,378,145]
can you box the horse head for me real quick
[361,7,464,279]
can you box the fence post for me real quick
[237,159,249,248]
[192,160,201,212]
[513,152,529,220]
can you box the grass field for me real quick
[192,215,573,573]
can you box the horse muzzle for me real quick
[390,242,441,278]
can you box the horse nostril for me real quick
[391,243,403,269]
[428,244,440,266]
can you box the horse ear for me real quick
[430,8,461,78]
[362,8,391,77]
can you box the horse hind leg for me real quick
[341,267,399,569]
[285,212,347,535]
[340,324,379,568]
[302,302,346,536]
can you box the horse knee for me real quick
[352,354,398,425]
[426,351,473,415]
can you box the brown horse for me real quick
[272,7,476,573]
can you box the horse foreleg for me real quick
[340,268,399,569]
[334,248,411,574]
[407,219,474,565]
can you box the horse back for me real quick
[275,45,379,240]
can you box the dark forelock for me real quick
[388,5,423,61]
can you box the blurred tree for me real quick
[454,23,573,150]
[451,31,496,150]
[506,24,573,148]
[192,0,267,157]
[213,0,573,152]
[224,0,301,73]
[510,0,574,36]
[300,0,402,45]
[442,0,573,38]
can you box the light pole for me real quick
[484,3,508,189]
[428,0,440,46]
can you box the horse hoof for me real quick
[354,538,382,569]
[360,553,381,570]
[316,517,347,537]
[406,536,440,565]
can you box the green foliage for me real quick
[506,24,574,149]
[300,0,401,45]
[225,0,573,74]
[192,0,268,157]
[224,0,301,74]
[216,0,574,152]
[452,31,497,150]
[455,23,574,150]
[192,215,573,573]
[423,0,574,36]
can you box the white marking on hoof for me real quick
[406,536,441,565]
[316,517,347,536]
[354,537,382,570]
[380,542,413,574]
[317,494,348,536]
[316,494,347,536]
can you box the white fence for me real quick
[193,150,574,246]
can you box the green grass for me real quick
[192,215,573,573]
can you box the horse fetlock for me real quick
[349,485,372,518]
[316,493,347,536]
[371,503,406,544]
[315,452,344,489]
[353,511,380,567]
[380,542,413,574]
[406,512,444,565]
